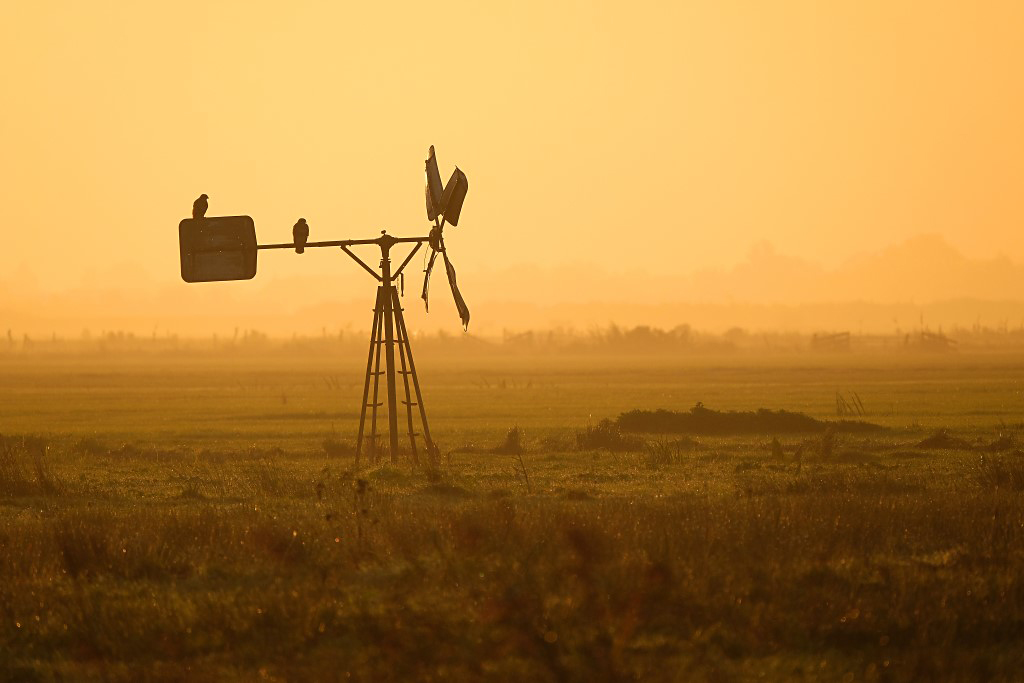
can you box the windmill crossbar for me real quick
[260,232,435,465]
[256,234,429,250]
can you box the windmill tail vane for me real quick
[422,145,471,329]
[443,249,470,329]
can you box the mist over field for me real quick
[6,234,1024,337]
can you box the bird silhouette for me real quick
[293,218,309,254]
[192,194,208,219]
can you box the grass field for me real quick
[2,345,1024,681]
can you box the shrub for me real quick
[71,436,107,456]
[322,438,354,459]
[575,419,643,452]
[976,454,1024,491]
[492,426,524,455]
[0,434,63,496]
[617,403,883,435]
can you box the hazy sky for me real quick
[3,1,1024,293]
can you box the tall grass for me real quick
[575,419,643,452]
[0,434,63,496]
[975,453,1024,491]
[3,434,1024,680]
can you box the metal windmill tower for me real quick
[178,146,471,464]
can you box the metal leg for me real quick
[355,287,383,465]
[392,289,420,464]
[369,287,386,463]
[394,291,433,451]
[382,283,400,464]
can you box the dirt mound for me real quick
[984,434,1018,452]
[617,404,883,436]
[916,430,971,450]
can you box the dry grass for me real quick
[4,352,1024,679]
[975,453,1024,491]
[575,419,644,452]
[0,430,1023,681]
[0,434,63,497]
[492,425,525,455]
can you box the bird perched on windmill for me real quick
[192,194,208,219]
[293,218,309,254]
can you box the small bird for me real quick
[192,194,208,219]
[293,218,309,254]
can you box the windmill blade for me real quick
[421,248,439,311]
[424,145,444,221]
[439,167,468,226]
[442,250,470,329]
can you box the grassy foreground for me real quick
[2,349,1024,680]
[2,431,1024,682]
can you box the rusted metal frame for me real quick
[394,293,433,450]
[391,288,420,464]
[340,246,383,282]
[392,241,424,279]
[355,287,383,465]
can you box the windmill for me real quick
[178,146,471,464]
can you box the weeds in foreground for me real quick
[6,429,1024,681]
[643,438,695,467]
[0,434,63,496]
[71,436,107,456]
[492,426,525,455]
[975,453,1024,491]
[3,459,1024,681]
[575,419,643,452]
[513,451,532,493]
[819,426,836,458]
[322,438,354,459]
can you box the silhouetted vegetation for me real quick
[0,434,62,496]
[492,425,525,455]
[618,403,883,435]
[3,431,1024,680]
[4,350,1024,679]
[15,321,1024,358]
[321,437,354,458]
[917,429,972,450]
[575,419,644,451]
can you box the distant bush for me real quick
[71,437,107,456]
[819,426,835,459]
[322,438,354,459]
[617,403,883,435]
[985,433,1018,452]
[492,426,524,455]
[917,430,971,450]
[0,434,63,496]
[575,419,643,452]
[538,434,572,452]
[976,454,1024,491]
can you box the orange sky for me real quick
[2,1,1024,304]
